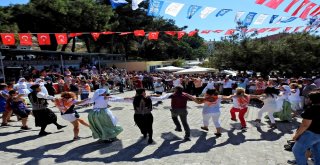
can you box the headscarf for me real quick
[91,88,109,103]
[18,78,26,84]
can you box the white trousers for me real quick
[202,112,221,128]
[257,104,277,124]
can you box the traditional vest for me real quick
[28,91,48,110]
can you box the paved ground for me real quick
[0,91,304,165]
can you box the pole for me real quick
[0,52,5,83]
[60,54,64,75]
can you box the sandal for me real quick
[200,126,209,131]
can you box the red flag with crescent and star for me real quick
[19,33,32,46]
[148,32,159,40]
[91,32,101,41]
[55,33,68,45]
[37,33,51,45]
[177,31,186,39]
[1,33,15,45]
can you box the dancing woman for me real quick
[88,89,124,142]
[28,84,66,136]
[54,92,90,140]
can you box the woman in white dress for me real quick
[14,78,30,96]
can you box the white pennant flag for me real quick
[165,2,185,17]
[132,0,144,10]
[253,14,269,25]
[200,7,217,19]
[235,11,245,22]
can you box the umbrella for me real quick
[221,70,237,76]
[155,66,185,72]
[173,66,217,75]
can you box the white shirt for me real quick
[154,82,164,92]
[223,80,233,88]
[173,79,181,87]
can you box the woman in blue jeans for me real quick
[292,90,320,165]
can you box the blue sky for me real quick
[0,0,316,41]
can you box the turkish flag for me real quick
[119,32,132,36]
[284,0,300,12]
[148,32,159,40]
[19,33,33,46]
[69,33,82,38]
[165,31,176,36]
[91,32,101,41]
[225,29,235,35]
[292,0,310,16]
[257,28,269,33]
[134,30,145,37]
[310,6,320,16]
[269,27,281,32]
[55,33,68,45]
[102,31,115,35]
[1,33,15,45]
[285,27,292,32]
[247,28,257,33]
[256,0,266,4]
[304,26,311,32]
[265,0,285,9]
[177,31,186,39]
[294,26,302,32]
[299,2,316,19]
[201,30,211,34]
[212,30,224,33]
[37,33,51,45]
[188,30,198,37]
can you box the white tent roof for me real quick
[173,66,217,75]
[155,66,185,72]
[221,70,237,76]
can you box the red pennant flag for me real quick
[69,33,82,38]
[257,28,270,33]
[102,31,115,35]
[201,30,211,34]
[177,31,186,39]
[165,31,176,36]
[19,33,33,46]
[188,30,198,37]
[299,2,316,19]
[212,30,224,33]
[119,32,132,36]
[148,32,159,40]
[285,27,292,32]
[225,29,235,36]
[304,26,311,32]
[247,28,258,33]
[91,32,101,41]
[256,0,266,4]
[134,30,145,37]
[310,6,320,16]
[294,26,303,32]
[292,0,310,16]
[265,0,285,9]
[37,33,51,45]
[284,0,300,12]
[55,33,68,45]
[1,33,15,45]
[269,27,281,32]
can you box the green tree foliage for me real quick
[210,33,320,77]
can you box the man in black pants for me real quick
[169,86,193,141]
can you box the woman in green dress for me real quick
[88,89,125,142]
[274,85,293,122]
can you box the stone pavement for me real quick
[0,91,304,165]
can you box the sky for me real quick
[0,0,318,41]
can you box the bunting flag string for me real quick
[164,2,184,17]
[300,2,316,19]
[200,7,216,19]
[284,0,300,13]
[291,0,310,17]
[243,12,258,26]
[253,14,269,24]
[265,0,285,9]
[0,25,316,46]
[187,5,202,19]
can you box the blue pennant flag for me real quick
[187,5,202,19]
[243,12,257,26]
[109,0,128,9]
[216,9,232,17]
[147,0,164,16]
[269,15,279,24]
[280,17,297,23]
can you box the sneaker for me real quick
[148,138,154,144]
[175,128,182,132]
[241,127,247,131]
[200,127,209,131]
[38,131,52,136]
[20,126,31,130]
[231,118,237,122]
[57,125,67,130]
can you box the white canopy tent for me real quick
[173,66,217,75]
[155,66,185,72]
[221,70,237,76]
